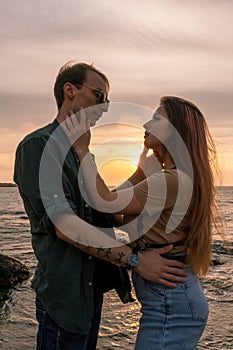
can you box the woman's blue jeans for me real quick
[35,292,103,350]
[132,267,208,350]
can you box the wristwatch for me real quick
[127,251,140,267]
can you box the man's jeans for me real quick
[35,292,103,350]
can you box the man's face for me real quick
[72,70,109,127]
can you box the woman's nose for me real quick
[143,119,151,129]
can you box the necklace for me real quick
[161,162,176,171]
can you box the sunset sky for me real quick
[1,0,232,185]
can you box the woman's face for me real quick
[143,105,172,150]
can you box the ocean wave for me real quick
[212,240,233,255]
[0,210,26,216]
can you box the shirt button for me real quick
[53,194,58,198]
[88,282,92,286]
[85,204,89,208]
[88,256,92,260]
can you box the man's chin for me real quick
[90,115,102,127]
[86,109,103,127]
[90,120,96,127]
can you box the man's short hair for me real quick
[54,61,109,109]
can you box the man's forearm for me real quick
[55,214,187,287]
[55,213,131,267]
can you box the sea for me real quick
[0,186,232,349]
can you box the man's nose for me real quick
[100,100,110,113]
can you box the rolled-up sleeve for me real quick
[14,136,78,234]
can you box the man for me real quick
[14,61,186,350]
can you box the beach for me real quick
[0,186,232,349]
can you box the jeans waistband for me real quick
[133,241,187,263]
[160,252,186,263]
[142,240,186,249]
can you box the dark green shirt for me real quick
[14,119,104,333]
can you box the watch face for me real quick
[128,253,139,267]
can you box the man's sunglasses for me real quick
[75,82,109,105]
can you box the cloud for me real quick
[2,0,233,54]
[177,90,233,124]
[1,1,233,111]
[111,90,233,126]
[0,0,232,183]
[0,92,56,129]
[0,123,41,152]
[0,122,42,182]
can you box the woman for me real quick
[63,96,219,349]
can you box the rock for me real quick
[0,253,30,291]
[211,256,224,266]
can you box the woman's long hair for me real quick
[161,96,220,276]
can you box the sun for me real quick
[99,158,137,187]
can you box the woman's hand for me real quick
[62,108,91,156]
[138,147,162,177]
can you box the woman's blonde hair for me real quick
[161,96,220,276]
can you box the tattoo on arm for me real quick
[103,248,112,259]
[115,251,126,265]
[96,247,105,256]
[73,237,128,266]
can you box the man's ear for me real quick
[63,82,76,99]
